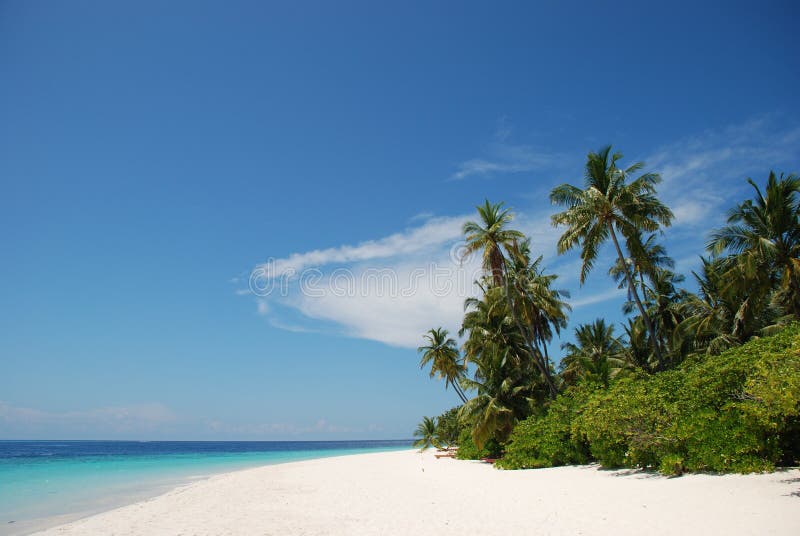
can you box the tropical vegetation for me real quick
[413,146,800,474]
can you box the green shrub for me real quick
[497,323,800,474]
[496,386,591,469]
[658,454,685,476]
[454,429,501,460]
[573,371,685,469]
[435,406,464,446]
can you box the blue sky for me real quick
[1,0,798,440]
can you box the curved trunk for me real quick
[453,381,468,403]
[608,223,664,368]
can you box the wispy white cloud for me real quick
[450,117,563,180]
[247,211,557,348]
[647,116,800,227]
[0,401,177,436]
[451,143,561,180]
[569,288,626,308]
[252,215,468,282]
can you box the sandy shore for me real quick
[33,449,799,535]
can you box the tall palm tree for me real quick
[550,145,673,367]
[463,202,560,398]
[418,328,468,403]
[462,200,524,287]
[560,319,627,387]
[413,416,441,451]
[505,242,570,396]
[708,171,800,318]
[508,241,571,350]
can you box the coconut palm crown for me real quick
[418,327,468,403]
[708,171,800,318]
[550,145,673,367]
[462,200,525,287]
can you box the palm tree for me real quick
[505,242,570,395]
[463,202,560,398]
[458,337,537,449]
[550,145,673,367]
[413,416,441,451]
[418,328,468,403]
[677,256,778,354]
[609,232,674,298]
[560,319,627,387]
[459,287,543,448]
[708,171,800,318]
[623,317,653,370]
[643,267,690,364]
[677,257,741,354]
[462,200,524,287]
[508,241,571,352]
[459,363,532,449]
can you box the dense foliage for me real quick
[434,407,463,446]
[498,325,800,474]
[412,146,799,474]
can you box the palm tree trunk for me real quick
[490,247,504,287]
[501,258,559,399]
[452,381,468,403]
[608,223,664,367]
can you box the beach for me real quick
[32,449,800,535]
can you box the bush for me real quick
[435,406,463,446]
[454,429,502,460]
[573,371,684,469]
[496,386,591,469]
[497,323,800,474]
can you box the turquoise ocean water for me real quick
[0,440,412,534]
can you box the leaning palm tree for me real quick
[550,145,673,367]
[708,171,800,319]
[418,328,468,403]
[462,200,525,287]
[413,416,441,451]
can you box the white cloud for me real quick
[253,215,468,282]
[250,212,556,348]
[244,115,800,349]
[288,257,483,348]
[451,119,563,180]
[569,288,626,308]
[0,401,177,435]
[647,116,800,227]
[451,143,561,180]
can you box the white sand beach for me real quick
[34,449,800,535]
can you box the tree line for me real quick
[413,146,800,472]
